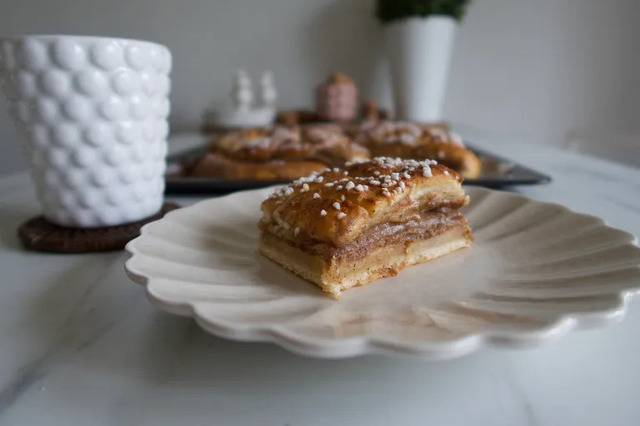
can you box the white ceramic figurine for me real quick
[258,71,277,109]
[231,69,253,110]
[205,70,277,129]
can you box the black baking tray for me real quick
[164,144,551,195]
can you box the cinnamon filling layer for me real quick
[263,208,467,263]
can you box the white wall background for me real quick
[1,0,639,175]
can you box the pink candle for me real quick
[315,72,358,122]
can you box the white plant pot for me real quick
[0,35,172,228]
[385,16,456,123]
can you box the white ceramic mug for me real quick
[0,35,172,227]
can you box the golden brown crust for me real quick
[415,143,482,179]
[194,120,481,181]
[300,124,370,166]
[210,124,368,163]
[200,124,371,179]
[190,153,327,180]
[210,126,300,162]
[260,157,467,245]
[357,121,481,179]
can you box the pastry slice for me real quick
[258,157,473,298]
[190,125,370,180]
[301,124,370,167]
[357,121,482,179]
[189,152,327,180]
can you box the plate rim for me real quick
[125,186,640,359]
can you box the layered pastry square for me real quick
[258,157,473,298]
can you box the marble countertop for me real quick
[1,136,640,425]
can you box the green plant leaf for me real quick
[375,0,472,24]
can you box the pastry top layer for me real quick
[213,121,464,160]
[260,157,468,246]
[354,121,481,178]
[357,121,464,147]
[211,124,362,164]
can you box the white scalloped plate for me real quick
[125,187,640,359]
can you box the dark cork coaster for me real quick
[17,202,181,253]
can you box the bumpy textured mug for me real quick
[0,35,172,227]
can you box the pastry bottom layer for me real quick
[258,224,472,298]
